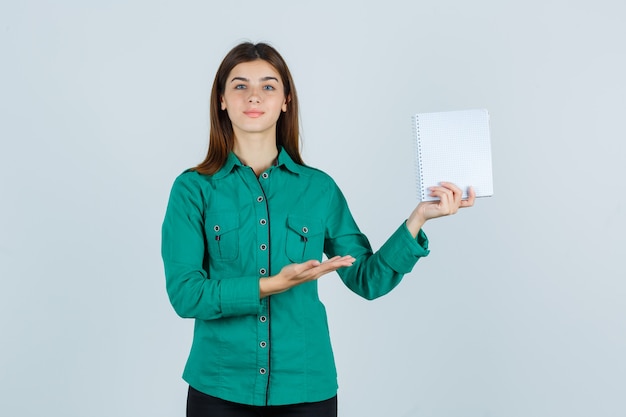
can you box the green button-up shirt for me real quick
[161,148,430,406]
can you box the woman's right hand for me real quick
[259,255,355,298]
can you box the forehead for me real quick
[228,60,282,82]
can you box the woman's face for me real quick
[220,59,288,140]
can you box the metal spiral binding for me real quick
[412,114,425,201]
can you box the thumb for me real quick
[305,260,321,268]
[293,260,320,274]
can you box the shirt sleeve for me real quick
[323,180,430,300]
[161,173,261,319]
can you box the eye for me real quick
[263,85,275,91]
[234,84,246,90]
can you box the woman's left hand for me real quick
[405,182,475,237]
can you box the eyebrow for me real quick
[230,76,280,83]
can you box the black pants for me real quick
[187,386,338,417]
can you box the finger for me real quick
[291,259,321,275]
[440,181,463,196]
[332,255,356,265]
[427,186,448,201]
[322,256,342,263]
[317,259,354,273]
[429,186,454,213]
[460,186,476,207]
[321,255,355,265]
[310,256,355,276]
[326,255,355,263]
[302,256,353,271]
[441,181,464,209]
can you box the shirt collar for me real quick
[212,152,241,180]
[276,147,304,175]
[213,147,303,179]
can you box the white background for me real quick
[1,1,625,416]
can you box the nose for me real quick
[248,87,261,103]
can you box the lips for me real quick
[244,110,264,118]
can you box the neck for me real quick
[232,135,279,176]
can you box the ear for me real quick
[220,96,227,111]
[282,95,290,112]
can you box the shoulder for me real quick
[291,165,348,206]
[296,164,338,187]
[172,168,213,187]
[168,169,213,203]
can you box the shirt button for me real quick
[259,316,267,322]
[260,368,267,375]
[261,173,269,179]
[259,268,267,275]
[260,244,267,251]
[302,226,309,234]
[260,219,267,226]
[213,225,220,232]
[260,341,267,348]
[257,196,264,203]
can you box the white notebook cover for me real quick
[412,109,493,202]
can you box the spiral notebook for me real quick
[412,109,493,202]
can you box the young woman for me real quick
[162,42,475,417]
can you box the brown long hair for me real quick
[194,42,303,175]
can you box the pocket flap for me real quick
[207,212,239,236]
[286,215,324,238]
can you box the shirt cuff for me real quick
[219,275,261,317]
[378,222,430,273]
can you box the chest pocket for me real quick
[205,212,240,262]
[286,215,325,263]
